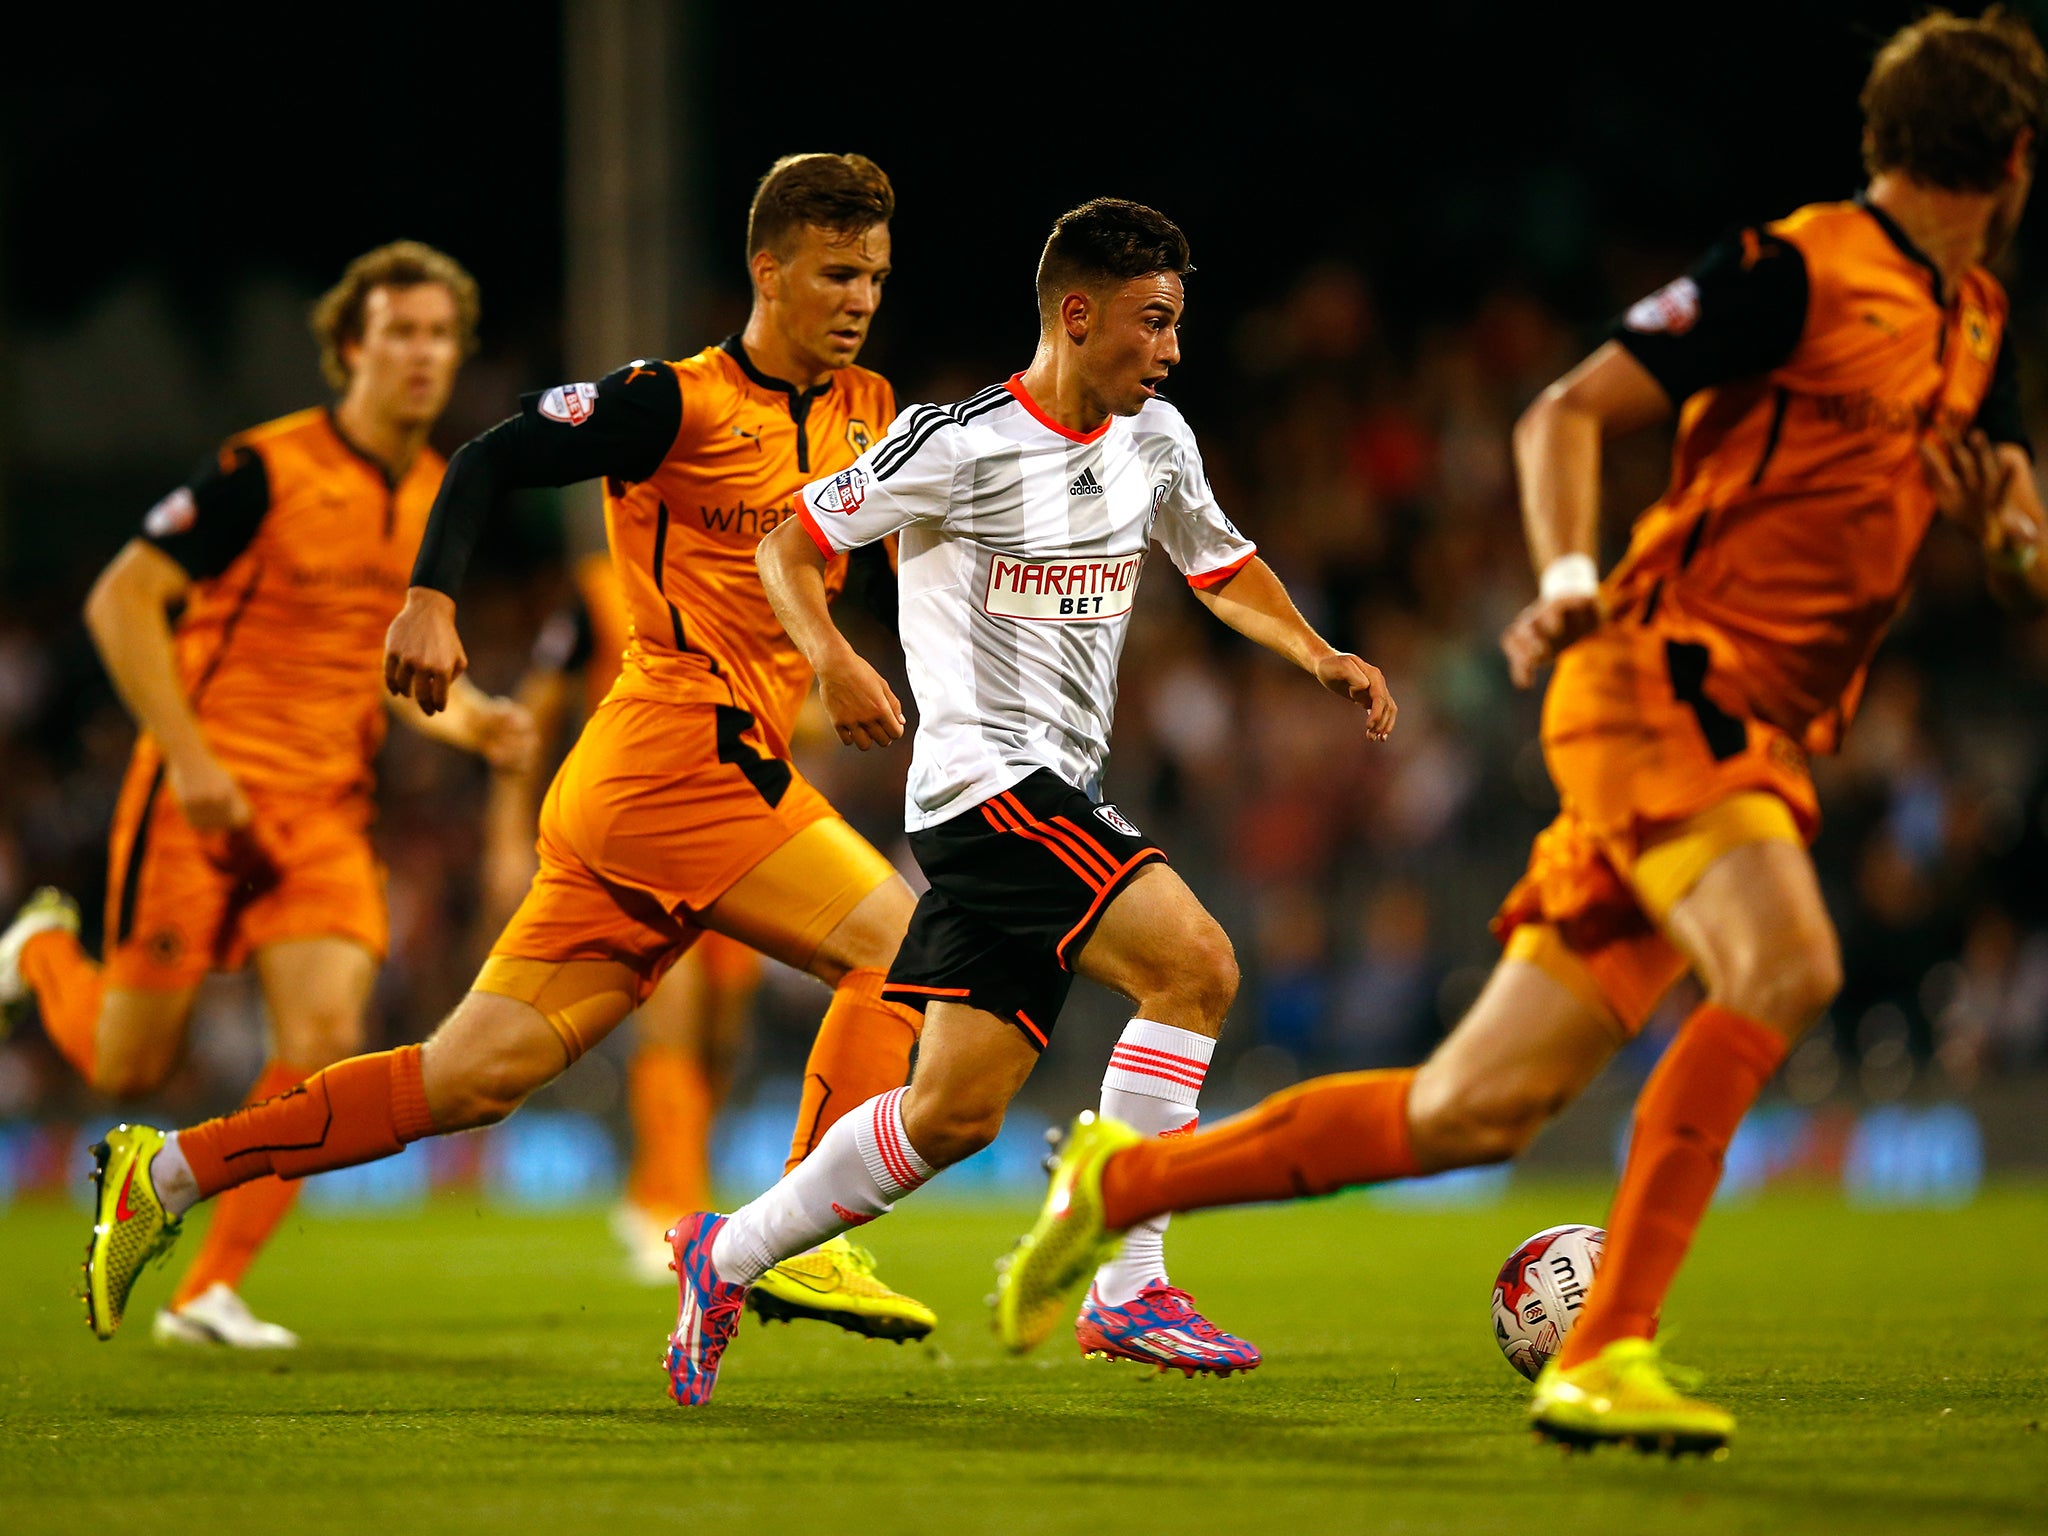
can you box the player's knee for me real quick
[1137,923,1238,1028]
[275,1009,364,1072]
[1410,1070,1563,1167]
[89,1058,171,1100]
[436,1050,542,1130]
[1709,929,1841,1031]
[901,1095,1003,1170]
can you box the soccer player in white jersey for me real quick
[656,199,1398,1406]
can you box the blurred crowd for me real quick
[5,255,2048,1134]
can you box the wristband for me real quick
[1538,553,1599,603]
[1995,538,2040,576]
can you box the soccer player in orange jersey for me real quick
[79,154,938,1345]
[484,553,770,1281]
[0,243,534,1347]
[994,9,2047,1454]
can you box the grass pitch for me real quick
[2,1184,2044,1535]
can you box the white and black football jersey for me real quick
[797,375,1255,831]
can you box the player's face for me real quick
[344,283,463,428]
[1085,271,1184,417]
[768,222,892,374]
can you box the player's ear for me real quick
[2008,126,2035,183]
[751,247,782,303]
[1060,289,1092,343]
[338,337,362,380]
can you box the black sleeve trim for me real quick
[141,445,271,581]
[1610,230,1809,405]
[1974,332,2031,456]
[530,592,595,674]
[410,362,682,596]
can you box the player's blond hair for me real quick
[310,241,481,390]
[1862,6,2048,192]
[746,153,895,259]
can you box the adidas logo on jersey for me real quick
[1069,468,1104,497]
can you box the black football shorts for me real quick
[883,769,1166,1049]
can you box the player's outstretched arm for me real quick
[391,364,683,713]
[1503,341,1672,688]
[84,539,251,832]
[1191,556,1396,741]
[758,519,904,750]
[386,674,538,772]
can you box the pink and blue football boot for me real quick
[664,1213,748,1406]
[1075,1281,1262,1377]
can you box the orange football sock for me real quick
[626,1043,715,1215]
[170,1060,309,1308]
[178,1045,435,1199]
[783,967,921,1174]
[21,929,103,1081]
[1101,1068,1419,1229]
[1557,1003,1788,1369]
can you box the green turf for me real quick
[2,1186,2044,1535]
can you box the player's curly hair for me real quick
[310,241,481,391]
[1862,6,2048,192]
[747,153,895,259]
[1035,200,1192,327]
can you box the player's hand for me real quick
[818,650,905,751]
[470,695,538,775]
[1500,594,1602,689]
[167,750,253,833]
[1312,651,1397,741]
[1923,428,2037,564]
[384,588,468,714]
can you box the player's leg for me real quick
[992,948,1624,1354]
[157,937,378,1347]
[1556,834,1835,1370]
[81,950,640,1340]
[712,999,1035,1285]
[664,999,1036,1404]
[1055,862,1264,1370]
[1098,952,1621,1227]
[697,817,936,1339]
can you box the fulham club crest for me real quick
[1095,803,1141,838]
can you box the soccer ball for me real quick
[1490,1223,1605,1380]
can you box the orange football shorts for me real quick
[104,745,387,992]
[1492,622,1819,1036]
[481,698,894,1041]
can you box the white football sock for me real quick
[152,1133,200,1219]
[1092,1019,1212,1306]
[710,1087,933,1286]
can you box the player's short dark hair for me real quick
[1035,199,1192,327]
[310,241,480,390]
[1862,6,2048,192]
[747,153,895,259]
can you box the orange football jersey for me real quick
[1606,199,2014,751]
[141,407,441,796]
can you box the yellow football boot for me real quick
[1530,1337,1735,1457]
[83,1124,183,1340]
[746,1233,937,1342]
[992,1111,1144,1355]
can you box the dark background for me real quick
[3,1,2044,1135]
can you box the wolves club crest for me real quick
[846,418,873,454]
